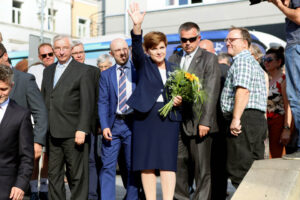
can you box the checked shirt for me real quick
[221,50,267,113]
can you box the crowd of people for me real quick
[0,1,299,200]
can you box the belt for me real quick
[116,113,133,120]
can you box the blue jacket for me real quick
[127,31,181,121]
[98,64,137,129]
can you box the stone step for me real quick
[232,159,300,200]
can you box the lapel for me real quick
[130,61,137,91]
[110,65,118,96]
[0,100,14,129]
[188,48,202,73]
[53,59,75,91]
[48,62,56,91]
[10,68,19,98]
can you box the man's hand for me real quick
[34,143,42,159]
[103,128,112,141]
[230,118,242,136]
[10,187,24,200]
[268,0,289,7]
[280,128,291,145]
[173,96,182,107]
[75,131,86,145]
[198,125,210,138]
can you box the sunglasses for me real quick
[263,57,274,63]
[41,52,54,59]
[180,36,198,43]
[224,38,243,43]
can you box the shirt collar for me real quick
[183,47,199,58]
[233,50,251,60]
[117,60,131,70]
[0,98,9,109]
[57,57,72,68]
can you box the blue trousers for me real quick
[285,44,300,148]
[100,118,138,200]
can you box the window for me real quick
[47,8,57,31]
[12,1,22,24]
[166,0,202,6]
[77,18,89,38]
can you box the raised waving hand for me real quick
[127,2,146,34]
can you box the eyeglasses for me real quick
[180,36,198,43]
[41,52,54,59]
[263,56,274,63]
[224,38,244,43]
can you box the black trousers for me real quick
[174,130,212,200]
[48,136,89,200]
[224,109,267,188]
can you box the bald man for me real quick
[199,39,216,54]
[98,38,138,200]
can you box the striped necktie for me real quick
[183,54,191,71]
[118,66,127,113]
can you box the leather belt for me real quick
[116,113,133,120]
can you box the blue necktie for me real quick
[118,66,127,113]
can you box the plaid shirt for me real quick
[221,50,267,113]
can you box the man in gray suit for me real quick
[169,22,221,200]
[41,35,94,200]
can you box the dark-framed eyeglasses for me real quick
[224,38,244,43]
[180,36,198,43]
[263,56,274,63]
[41,52,54,59]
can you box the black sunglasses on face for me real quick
[263,57,274,63]
[180,36,198,43]
[41,52,54,59]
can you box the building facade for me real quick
[104,0,285,40]
[0,0,72,51]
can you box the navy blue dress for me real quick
[127,31,181,171]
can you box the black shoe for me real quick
[39,192,48,200]
[30,192,39,200]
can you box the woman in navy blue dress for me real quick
[127,3,182,200]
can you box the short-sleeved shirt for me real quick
[221,50,267,113]
[286,0,300,46]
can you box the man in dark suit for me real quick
[98,38,138,200]
[169,22,221,200]
[41,34,95,200]
[71,40,101,200]
[0,43,48,200]
[0,64,34,200]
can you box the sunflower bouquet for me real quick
[159,69,206,118]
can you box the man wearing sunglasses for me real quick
[27,43,54,200]
[169,22,221,200]
[28,43,55,89]
[221,27,267,188]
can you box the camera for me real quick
[249,0,267,5]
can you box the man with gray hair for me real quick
[41,34,95,200]
[71,40,85,64]
[97,54,114,72]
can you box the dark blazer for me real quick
[10,68,48,146]
[41,59,95,138]
[88,65,101,134]
[169,48,221,135]
[0,100,34,198]
[127,31,181,121]
[98,63,137,129]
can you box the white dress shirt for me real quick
[180,47,199,70]
[0,98,9,124]
[28,64,45,90]
[53,57,72,87]
[157,68,167,102]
